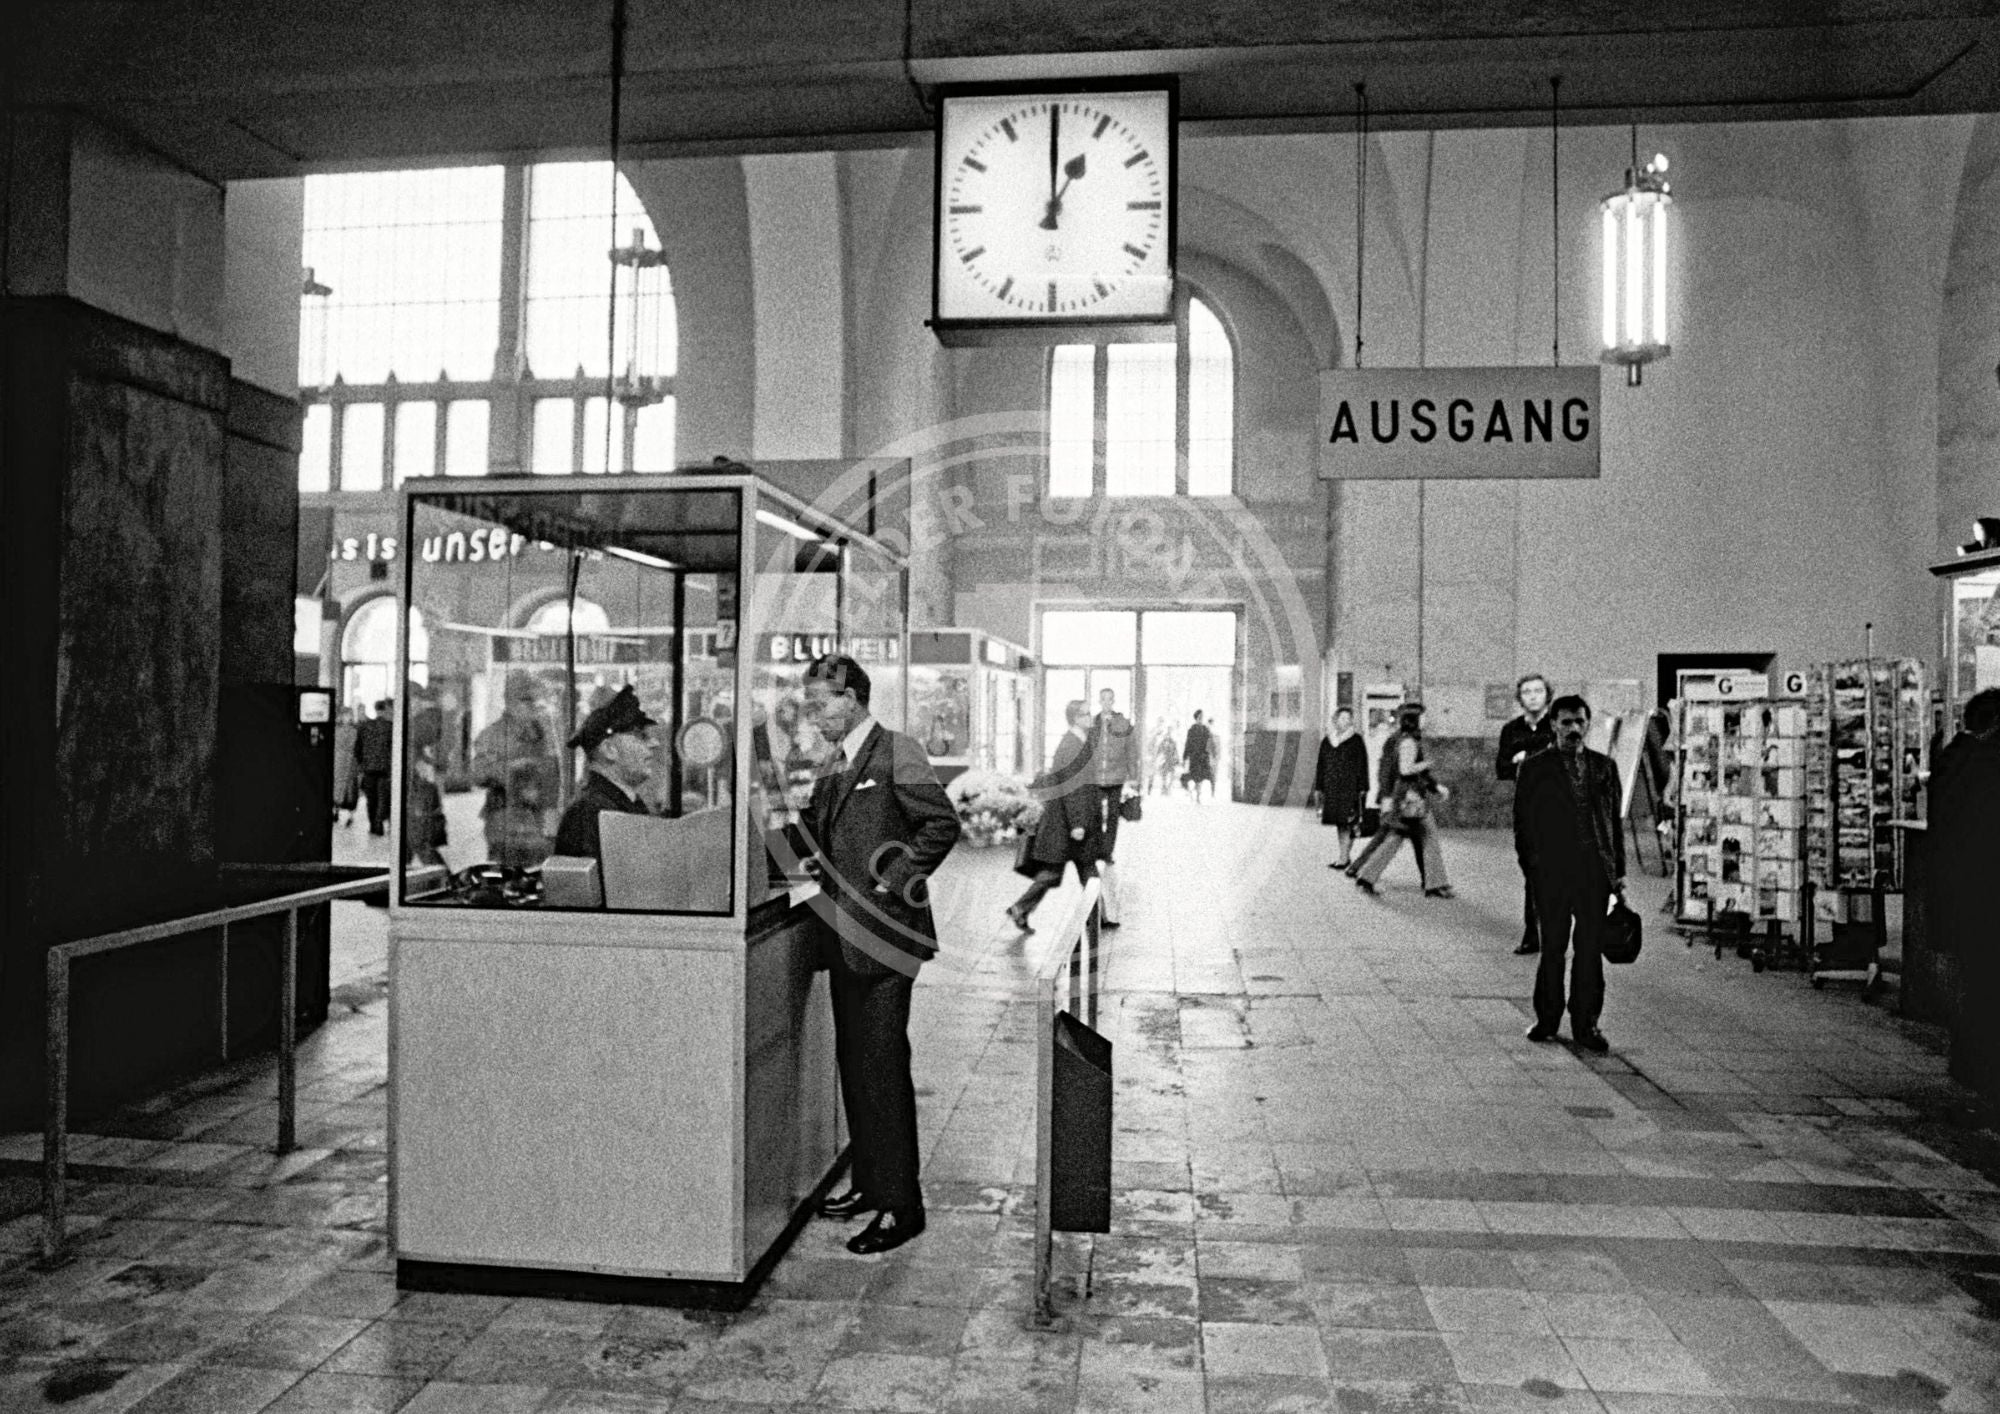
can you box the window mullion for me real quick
[488,164,531,475]
[1175,291,1193,495]
[1092,345,1109,496]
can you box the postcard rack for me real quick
[1671,688,1808,967]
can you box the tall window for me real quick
[1046,292,1234,497]
[299,161,677,491]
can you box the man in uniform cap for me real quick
[553,685,659,859]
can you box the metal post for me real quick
[278,909,298,1154]
[42,950,70,1264]
[218,922,230,1061]
[1031,974,1056,1327]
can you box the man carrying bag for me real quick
[1515,694,1625,1053]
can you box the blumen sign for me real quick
[1318,367,1602,480]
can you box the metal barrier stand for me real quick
[1032,877,1105,1328]
[39,871,390,1265]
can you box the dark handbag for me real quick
[1358,806,1381,837]
[1119,793,1142,823]
[1602,898,1643,965]
[1012,830,1039,879]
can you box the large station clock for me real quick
[931,80,1177,346]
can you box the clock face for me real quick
[935,88,1174,326]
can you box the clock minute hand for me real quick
[1047,106,1060,212]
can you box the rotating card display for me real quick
[1802,658,1927,891]
[1674,684,1806,928]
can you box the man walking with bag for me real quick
[1515,694,1625,1053]
[1008,699,1103,932]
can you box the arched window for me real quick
[340,598,428,707]
[1046,292,1235,497]
[299,160,677,488]
[523,597,612,636]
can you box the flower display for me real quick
[945,769,1042,847]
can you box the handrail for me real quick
[1031,876,1105,1327]
[41,869,391,1265]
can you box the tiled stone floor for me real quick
[6,796,2000,1412]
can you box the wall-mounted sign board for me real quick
[1318,366,1602,480]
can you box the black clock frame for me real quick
[928,75,1179,348]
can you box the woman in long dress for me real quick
[1312,707,1369,869]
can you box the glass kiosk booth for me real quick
[387,470,907,1304]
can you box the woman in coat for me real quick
[1182,711,1216,801]
[1312,707,1369,869]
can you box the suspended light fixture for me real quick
[608,226,670,408]
[1599,130,1671,386]
[299,266,334,391]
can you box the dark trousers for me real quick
[1012,857,1098,920]
[360,770,391,834]
[1096,787,1124,861]
[829,964,922,1211]
[1519,867,1541,950]
[1533,874,1610,1032]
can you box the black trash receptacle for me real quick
[1051,1009,1113,1233]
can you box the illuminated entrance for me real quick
[1037,608,1238,798]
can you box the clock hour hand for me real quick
[1040,153,1088,231]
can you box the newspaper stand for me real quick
[1670,672,1807,968]
[1800,657,1926,995]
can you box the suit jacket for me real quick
[354,716,394,774]
[552,770,652,859]
[801,722,962,975]
[1495,714,1554,782]
[1090,711,1140,785]
[1514,746,1625,888]
[1027,730,1103,869]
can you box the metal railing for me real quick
[1031,876,1105,1327]
[41,870,391,1263]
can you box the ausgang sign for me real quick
[1318,366,1602,480]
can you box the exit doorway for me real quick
[1037,608,1239,798]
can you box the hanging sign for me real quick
[1318,367,1602,480]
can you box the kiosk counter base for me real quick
[389,890,843,1310]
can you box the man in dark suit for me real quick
[1090,687,1138,925]
[1496,673,1556,955]
[799,653,962,1254]
[354,698,395,836]
[1007,699,1102,933]
[1515,694,1625,1053]
[552,685,658,859]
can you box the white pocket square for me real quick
[853,779,880,791]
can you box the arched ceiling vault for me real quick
[16,1,2000,181]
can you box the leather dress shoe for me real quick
[1512,940,1540,955]
[1099,918,1122,930]
[1525,1021,1559,1042]
[1006,905,1033,933]
[1572,1028,1610,1054]
[818,1186,874,1220]
[847,1206,925,1254]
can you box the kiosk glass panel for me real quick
[400,485,742,913]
